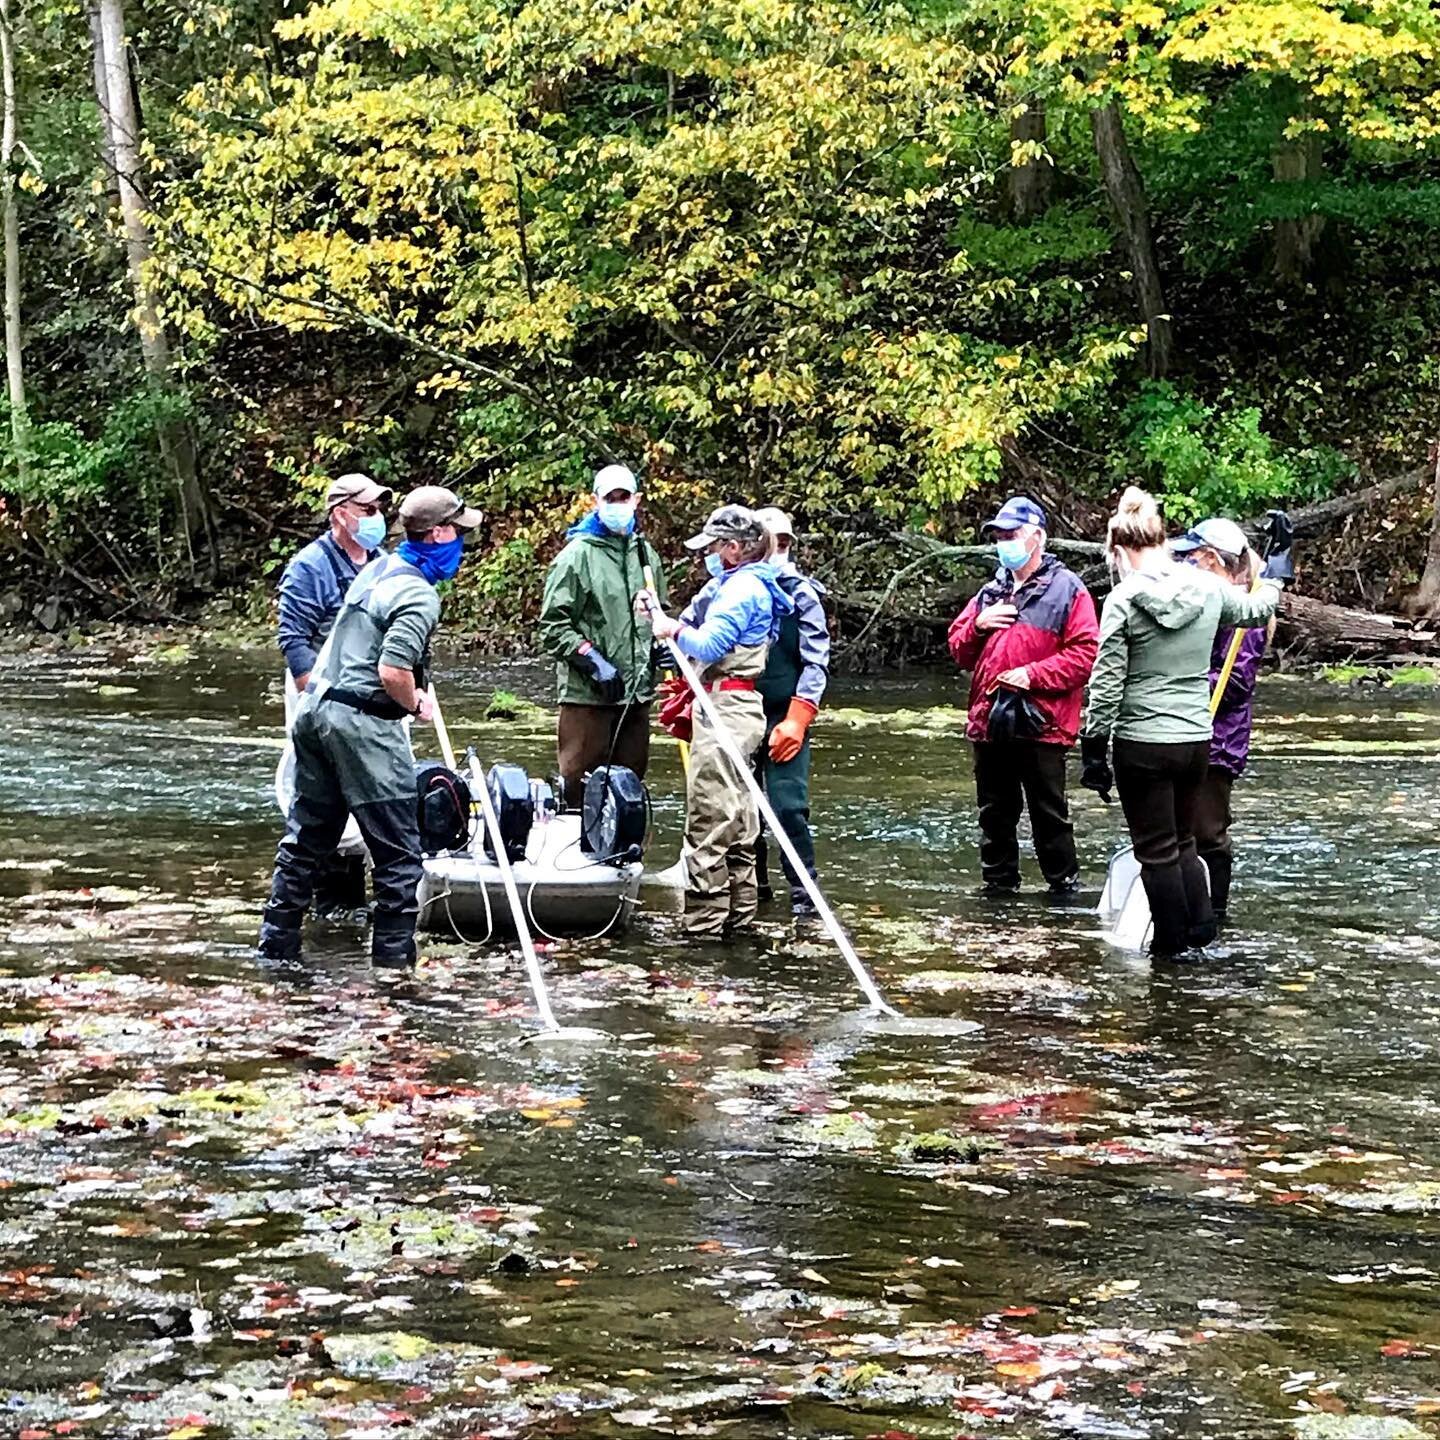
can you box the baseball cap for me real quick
[325,473,393,511]
[753,506,794,539]
[980,495,1047,533]
[1171,517,1248,558]
[593,464,638,496]
[683,503,764,551]
[399,485,482,534]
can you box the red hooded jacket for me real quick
[948,554,1099,746]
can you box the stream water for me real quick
[2,643,1439,1440]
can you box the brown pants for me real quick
[557,702,651,806]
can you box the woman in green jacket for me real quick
[1079,487,1281,959]
[538,466,667,806]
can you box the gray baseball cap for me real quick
[399,485,482,533]
[683,503,764,551]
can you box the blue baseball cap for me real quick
[981,496,1047,534]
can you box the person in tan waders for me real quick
[645,505,793,938]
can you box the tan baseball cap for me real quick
[753,506,793,539]
[399,485,482,534]
[325,472,393,510]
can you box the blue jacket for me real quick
[677,561,794,667]
[276,532,378,679]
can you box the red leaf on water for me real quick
[1000,1306,1038,1318]
[1381,1339,1424,1358]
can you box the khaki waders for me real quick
[681,643,768,936]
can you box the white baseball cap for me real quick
[1171,517,1248,558]
[593,464,638,496]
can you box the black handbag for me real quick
[987,687,1047,744]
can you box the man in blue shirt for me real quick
[275,473,392,916]
[752,507,830,920]
[648,505,792,937]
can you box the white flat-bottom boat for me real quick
[418,811,644,940]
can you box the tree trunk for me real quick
[1091,101,1173,378]
[1272,131,1325,287]
[1005,101,1053,221]
[1409,443,1440,618]
[0,0,26,481]
[94,0,212,564]
[85,0,119,209]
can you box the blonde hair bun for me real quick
[1107,485,1166,551]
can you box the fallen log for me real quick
[1275,590,1440,657]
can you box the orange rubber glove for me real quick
[768,697,818,764]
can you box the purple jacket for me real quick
[1209,624,1268,778]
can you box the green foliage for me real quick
[0,388,189,518]
[1119,382,1350,526]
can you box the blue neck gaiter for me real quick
[397,537,464,584]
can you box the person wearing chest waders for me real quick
[274,473,393,916]
[257,485,481,969]
[646,505,794,938]
[1079,487,1282,961]
[1171,513,1291,929]
[947,497,1099,897]
[751,507,829,920]
[539,465,668,809]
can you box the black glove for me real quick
[574,646,624,704]
[1261,509,1294,581]
[1080,733,1114,804]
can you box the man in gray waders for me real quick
[275,472,393,916]
[752,507,829,919]
[258,485,481,968]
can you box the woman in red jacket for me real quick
[948,497,1100,896]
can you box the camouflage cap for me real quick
[683,503,765,551]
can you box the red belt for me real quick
[706,677,756,694]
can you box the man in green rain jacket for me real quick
[539,466,668,806]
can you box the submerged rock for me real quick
[894,1130,1000,1164]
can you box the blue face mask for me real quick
[597,500,636,536]
[996,537,1031,572]
[397,536,464,584]
[354,513,388,550]
[704,552,726,579]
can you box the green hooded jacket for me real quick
[1083,563,1280,744]
[539,522,669,706]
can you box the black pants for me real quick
[972,741,1077,888]
[1113,738,1214,956]
[261,789,424,966]
[1192,767,1235,921]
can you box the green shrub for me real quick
[1120,382,1349,527]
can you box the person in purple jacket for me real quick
[1170,517,1275,928]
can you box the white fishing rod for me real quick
[430,688,603,1042]
[644,622,895,1015]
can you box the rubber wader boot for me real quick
[314,852,368,920]
[1203,851,1233,928]
[371,913,417,969]
[756,833,774,902]
[1140,864,1192,960]
[257,908,303,961]
[1181,854,1217,949]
